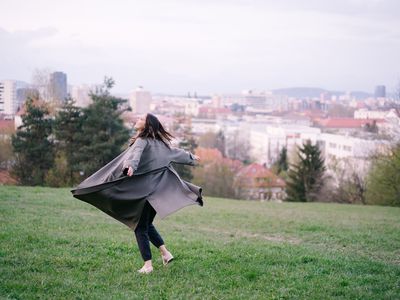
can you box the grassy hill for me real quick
[1,186,399,299]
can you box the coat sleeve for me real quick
[123,138,147,172]
[170,147,197,166]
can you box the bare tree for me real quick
[31,68,52,101]
[225,129,252,163]
[326,157,368,204]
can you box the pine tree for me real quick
[286,141,325,202]
[51,97,84,186]
[215,130,226,156]
[275,146,288,174]
[74,77,130,177]
[11,98,55,185]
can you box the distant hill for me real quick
[272,87,371,99]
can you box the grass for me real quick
[0,185,399,299]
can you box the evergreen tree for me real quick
[275,146,288,174]
[50,98,84,186]
[215,130,226,156]
[286,141,325,202]
[11,98,54,185]
[74,77,130,177]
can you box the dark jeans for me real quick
[134,201,165,261]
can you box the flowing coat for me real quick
[70,137,203,230]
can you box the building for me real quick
[242,90,266,109]
[374,85,386,98]
[198,106,231,119]
[71,84,99,107]
[16,88,39,110]
[249,124,321,167]
[234,163,286,201]
[130,86,151,114]
[191,118,220,135]
[184,100,200,116]
[0,80,29,115]
[318,133,391,183]
[313,118,385,131]
[354,109,392,120]
[49,72,68,102]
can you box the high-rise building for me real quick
[71,84,99,107]
[374,85,386,98]
[242,90,266,109]
[49,71,67,102]
[129,86,151,114]
[0,80,29,115]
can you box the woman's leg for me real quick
[145,203,165,248]
[145,202,173,261]
[134,201,153,262]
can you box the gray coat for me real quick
[71,137,203,229]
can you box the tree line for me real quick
[279,141,400,206]
[11,78,130,187]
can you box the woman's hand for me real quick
[193,154,200,161]
[127,166,134,176]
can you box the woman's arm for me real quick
[123,138,147,174]
[170,147,200,166]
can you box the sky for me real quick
[1,0,400,95]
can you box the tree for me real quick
[273,146,288,175]
[11,98,54,185]
[49,98,84,186]
[171,114,198,181]
[74,77,131,177]
[327,157,368,204]
[0,121,15,170]
[225,129,252,163]
[192,147,243,198]
[286,141,326,202]
[31,68,52,102]
[198,130,225,156]
[366,144,400,206]
[215,130,226,156]
[364,120,379,133]
[198,131,217,148]
[328,104,355,118]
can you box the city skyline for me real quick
[1,0,400,94]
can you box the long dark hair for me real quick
[130,113,174,148]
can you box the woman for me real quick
[71,113,203,274]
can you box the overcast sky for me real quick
[1,0,399,94]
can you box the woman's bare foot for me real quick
[138,260,153,274]
[159,245,174,265]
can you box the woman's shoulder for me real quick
[133,136,170,148]
[130,136,149,147]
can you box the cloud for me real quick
[0,27,58,44]
[0,1,399,93]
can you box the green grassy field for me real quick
[0,186,399,299]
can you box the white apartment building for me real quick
[0,80,29,115]
[71,84,99,107]
[354,109,389,119]
[130,86,151,114]
[184,100,199,116]
[249,125,321,166]
[191,118,220,135]
[318,133,391,184]
[244,122,390,180]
